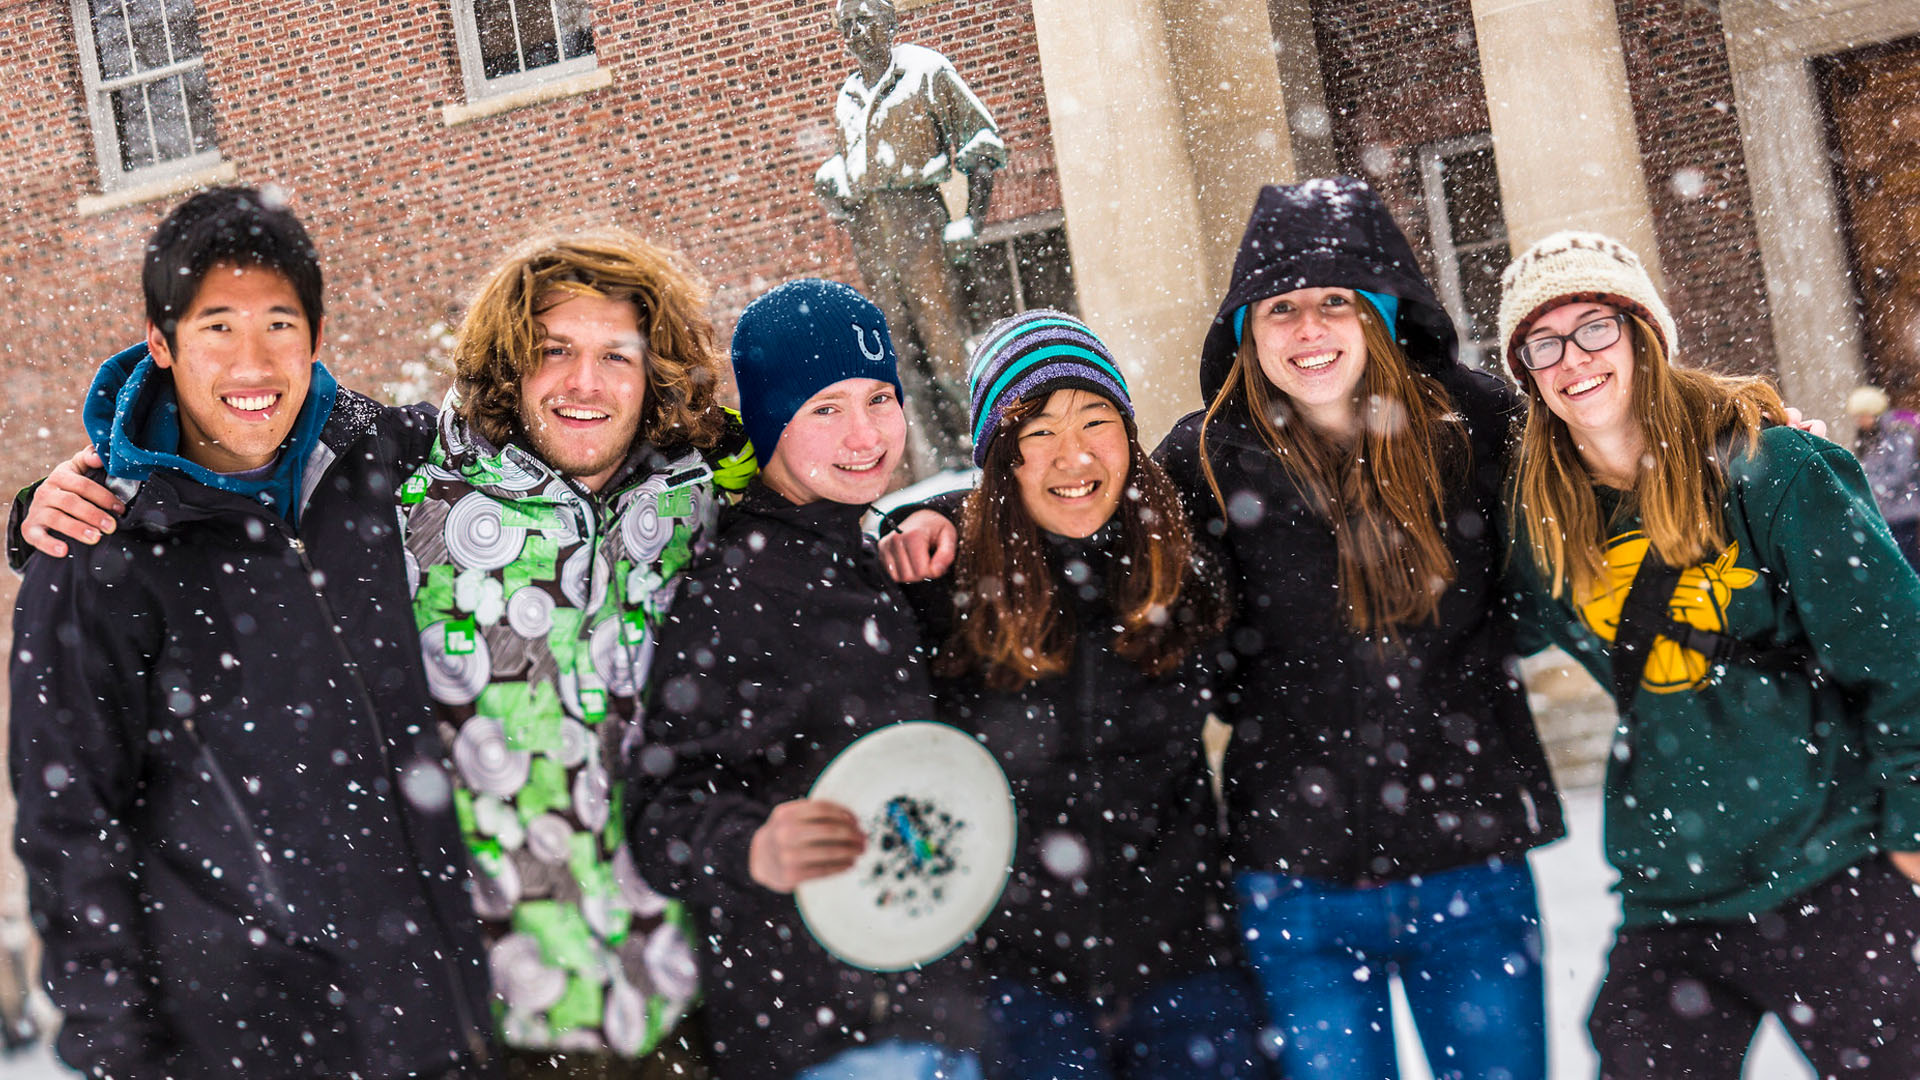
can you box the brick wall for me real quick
[1305,0,1493,282]
[0,0,1055,924]
[0,0,1056,497]
[1614,0,1777,375]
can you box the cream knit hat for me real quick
[1497,231,1678,383]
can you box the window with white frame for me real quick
[1418,134,1511,370]
[452,0,597,101]
[71,0,222,192]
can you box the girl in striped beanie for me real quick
[904,309,1269,1077]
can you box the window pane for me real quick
[476,0,523,79]
[1457,243,1510,343]
[517,0,560,72]
[1014,228,1079,317]
[90,0,134,80]
[127,0,172,73]
[146,72,194,162]
[962,243,1017,332]
[110,83,155,169]
[164,0,202,60]
[555,0,595,61]
[183,65,218,153]
[1443,146,1505,247]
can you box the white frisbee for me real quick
[795,721,1016,972]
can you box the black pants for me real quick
[1591,855,1920,1079]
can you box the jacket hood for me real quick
[1200,176,1459,402]
[81,341,340,529]
[430,389,711,512]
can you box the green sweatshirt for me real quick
[1513,426,1920,927]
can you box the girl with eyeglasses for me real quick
[1152,177,1564,1080]
[1498,231,1920,1079]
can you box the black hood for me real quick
[1200,176,1459,401]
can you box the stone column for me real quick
[1470,0,1664,278]
[1718,0,1920,425]
[1030,0,1298,442]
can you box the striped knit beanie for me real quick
[1498,231,1678,382]
[968,309,1131,466]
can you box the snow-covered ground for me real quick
[0,787,1814,1080]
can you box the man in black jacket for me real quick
[631,279,983,1080]
[9,188,494,1079]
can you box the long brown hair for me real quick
[940,395,1230,691]
[452,228,728,451]
[1198,300,1468,637]
[1508,313,1786,600]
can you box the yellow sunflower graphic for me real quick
[1575,531,1761,693]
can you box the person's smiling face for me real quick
[147,262,318,474]
[516,291,649,492]
[1523,301,1638,446]
[1249,287,1369,437]
[1009,388,1129,538]
[761,377,906,506]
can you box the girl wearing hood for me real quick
[1153,176,1563,1080]
[1498,232,1920,1079]
[903,311,1269,1079]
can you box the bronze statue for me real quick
[816,0,1006,473]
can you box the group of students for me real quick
[8,174,1919,1080]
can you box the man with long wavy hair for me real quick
[399,229,753,1079]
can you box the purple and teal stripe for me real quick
[966,309,1132,466]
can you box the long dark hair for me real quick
[938,394,1231,691]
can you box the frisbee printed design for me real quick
[866,795,962,916]
[797,722,1015,972]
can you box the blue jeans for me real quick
[983,972,1276,1079]
[793,1040,984,1080]
[1234,858,1547,1080]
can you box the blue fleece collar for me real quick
[1232,289,1401,345]
[82,342,339,529]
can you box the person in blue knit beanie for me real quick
[730,277,907,482]
[633,278,987,1080]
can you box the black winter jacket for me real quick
[630,484,981,1079]
[9,393,494,1079]
[1155,177,1564,884]
[906,525,1240,1006]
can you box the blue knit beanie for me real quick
[730,279,905,464]
[968,309,1131,466]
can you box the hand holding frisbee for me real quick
[793,722,1017,972]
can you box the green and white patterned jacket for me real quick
[398,394,754,1056]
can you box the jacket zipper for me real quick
[1073,636,1106,1002]
[178,714,297,932]
[288,534,491,1065]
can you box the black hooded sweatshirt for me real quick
[9,390,494,1079]
[1154,177,1565,885]
[629,483,982,1080]
[904,514,1241,1007]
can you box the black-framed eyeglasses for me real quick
[1517,313,1628,371]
